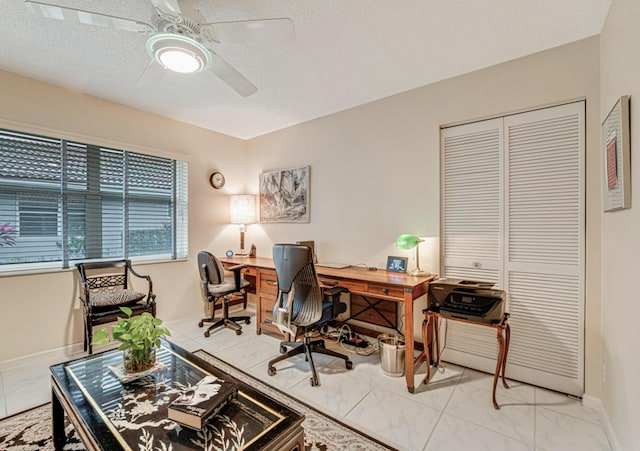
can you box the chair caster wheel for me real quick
[204,331,210,337]
[198,321,203,328]
[279,345,287,354]
[268,367,276,376]
[245,319,251,324]
[235,329,242,336]
[310,376,319,386]
[346,360,353,370]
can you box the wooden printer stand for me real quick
[417,309,511,409]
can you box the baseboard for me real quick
[0,342,85,372]
[582,394,622,451]
[0,310,258,372]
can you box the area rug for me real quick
[0,349,395,451]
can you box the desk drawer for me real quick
[261,295,276,319]
[260,277,278,295]
[258,270,278,295]
[258,293,282,335]
[242,266,256,277]
[336,280,367,293]
[367,284,405,299]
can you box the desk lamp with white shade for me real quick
[229,194,256,256]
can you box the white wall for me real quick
[247,37,603,397]
[599,0,640,447]
[0,36,604,403]
[0,70,247,362]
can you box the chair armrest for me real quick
[127,265,155,304]
[79,280,92,312]
[226,264,246,291]
[227,264,247,272]
[274,291,297,337]
[324,286,348,298]
[324,286,349,318]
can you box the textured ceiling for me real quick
[1,0,611,139]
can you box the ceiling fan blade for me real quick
[149,0,182,15]
[203,18,295,44]
[207,50,257,97]
[136,59,166,88]
[25,1,153,33]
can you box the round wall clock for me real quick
[209,172,225,189]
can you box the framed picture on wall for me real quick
[602,95,631,212]
[259,166,310,223]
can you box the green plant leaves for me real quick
[92,328,110,345]
[90,307,171,351]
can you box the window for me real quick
[18,196,58,237]
[0,129,188,270]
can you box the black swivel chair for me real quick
[267,244,353,386]
[197,251,251,337]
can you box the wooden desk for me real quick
[221,256,434,393]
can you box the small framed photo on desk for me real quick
[386,256,408,273]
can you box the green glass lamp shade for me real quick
[395,234,430,276]
[396,234,421,249]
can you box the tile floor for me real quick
[0,310,612,451]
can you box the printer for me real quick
[428,278,506,324]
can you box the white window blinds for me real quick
[0,128,188,269]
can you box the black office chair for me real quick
[197,251,251,337]
[267,244,353,386]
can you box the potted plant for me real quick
[92,306,171,374]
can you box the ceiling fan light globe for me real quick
[158,48,201,73]
[146,34,211,74]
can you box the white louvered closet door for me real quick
[440,102,585,396]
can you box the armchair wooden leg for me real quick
[86,325,93,355]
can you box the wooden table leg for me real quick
[421,314,432,384]
[501,323,511,389]
[434,316,441,366]
[404,292,415,393]
[413,318,428,379]
[52,387,66,450]
[492,325,506,410]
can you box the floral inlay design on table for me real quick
[60,344,285,450]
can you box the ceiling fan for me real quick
[25,0,296,96]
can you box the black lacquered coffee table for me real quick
[50,339,304,450]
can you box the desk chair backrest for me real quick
[273,244,323,330]
[197,251,226,285]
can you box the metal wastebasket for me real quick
[378,334,405,377]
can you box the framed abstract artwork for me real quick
[602,95,630,212]
[259,166,310,223]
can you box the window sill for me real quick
[0,257,189,278]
